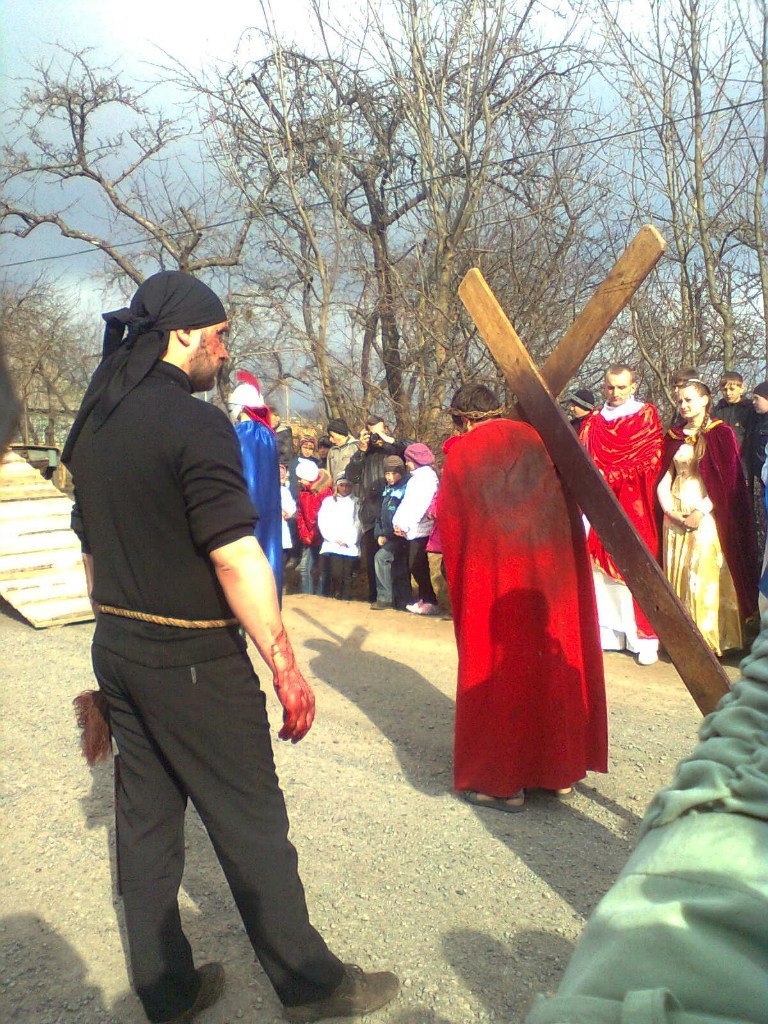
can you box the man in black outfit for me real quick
[63,272,398,1024]
[272,410,296,466]
[345,416,405,604]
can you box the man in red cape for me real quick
[579,364,663,666]
[438,384,607,813]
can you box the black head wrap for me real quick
[63,271,227,464]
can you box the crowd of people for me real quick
[273,414,444,615]
[571,366,761,661]
[261,365,762,665]
[39,269,766,1024]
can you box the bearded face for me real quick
[185,322,230,391]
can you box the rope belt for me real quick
[98,604,238,629]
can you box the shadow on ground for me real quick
[300,613,638,921]
[0,913,115,1022]
[73,611,641,1019]
[390,928,574,1024]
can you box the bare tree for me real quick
[0,278,98,446]
[598,0,766,395]
[733,0,768,366]
[1,47,257,285]
[196,0,600,437]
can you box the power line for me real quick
[0,95,762,272]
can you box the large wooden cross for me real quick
[458,225,731,716]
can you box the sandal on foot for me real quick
[551,787,574,798]
[460,789,525,813]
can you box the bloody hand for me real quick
[270,629,315,742]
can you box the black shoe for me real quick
[164,963,225,1023]
[369,601,390,610]
[284,964,399,1022]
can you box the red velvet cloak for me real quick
[579,404,663,638]
[437,419,607,796]
[661,421,758,619]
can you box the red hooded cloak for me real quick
[438,419,607,796]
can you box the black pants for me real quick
[359,529,378,602]
[408,536,437,604]
[92,644,344,1023]
[320,553,355,600]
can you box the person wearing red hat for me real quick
[228,370,284,600]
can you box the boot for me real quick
[163,963,225,1023]
[284,964,399,1022]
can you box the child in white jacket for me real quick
[392,442,439,614]
[318,476,360,600]
[279,464,297,555]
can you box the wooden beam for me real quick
[459,267,730,716]
[540,225,667,397]
[0,452,93,628]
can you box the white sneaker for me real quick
[637,649,658,666]
[419,602,439,616]
[406,600,423,613]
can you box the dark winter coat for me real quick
[346,438,406,531]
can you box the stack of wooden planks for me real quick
[0,451,93,628]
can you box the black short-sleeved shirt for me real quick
[70,363,257,666]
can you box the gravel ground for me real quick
[0,595,739,1024]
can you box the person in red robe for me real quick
[437,384,608,813]
[579,364,663,665]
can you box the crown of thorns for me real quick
[446,406,506,421]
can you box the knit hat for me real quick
[753,381,768,400]
[404,442,435,467]
[298,434,317,449]
[296,458,320,483]
[383,455,405,473]
[327,418,349,436]
[567,388,596,412]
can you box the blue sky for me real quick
[0,0,319,291]
[0,0,620,294]
[2,0,295,77]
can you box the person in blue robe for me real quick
[228,372,284,602]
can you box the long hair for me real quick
[679,380,712,463]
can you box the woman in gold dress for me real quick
[658,380,757,655]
